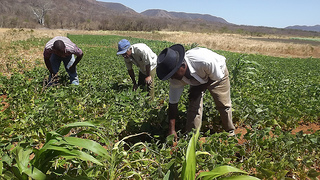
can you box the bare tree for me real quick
[30,0,53,26]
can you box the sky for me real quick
[100,0,319,28]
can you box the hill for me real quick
[0,0,319,37]
[285,25,320,32]
[141,9,229,24]
[96,1,138,15]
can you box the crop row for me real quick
[0,34,319,179]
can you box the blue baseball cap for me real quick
[117,39,131,55]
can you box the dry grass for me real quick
[1,28,319,76]
[106,30,320,58]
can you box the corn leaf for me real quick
[181,128,200,180]
[70,150,103,166]
[14,147,46,180]
[63,136,110,159]
[219,175,261,180]
[197,165,250,180]
[57,121,99,136]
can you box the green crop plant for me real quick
[0,34,319,179]
[179,127,260,180]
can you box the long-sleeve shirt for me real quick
[43,36,83,59]
[123,43,157,75]
[169,47,227,104]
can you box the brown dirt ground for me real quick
[235,123,320,145]
[0,94,9,112]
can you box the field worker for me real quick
[117,39,157,100]
[156,44,235,139]
[43,36,83,85]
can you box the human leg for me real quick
[48,54,62,85]
[186,87,205,132]
[207,69,235,132]
[62,55,79,85]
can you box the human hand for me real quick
[145,76,152,85]
[168,129,178,141]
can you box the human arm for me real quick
[188,79,214,100]
[145,64,152,85]
[43,48,54,75]
[68,54,83,73]
[44,57,54,75]
[188,51,225,99]
[68,51,83,73]
[138,45,155,85]
[128,69,138,91]
[168,103,178,140]
[167,79,185,140]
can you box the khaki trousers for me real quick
[186,68,235,132]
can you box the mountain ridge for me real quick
[140,9,229,24]
[95,1,317,32]
[1,0,319,36]
[285,25,320,32]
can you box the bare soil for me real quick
[235,123,320,145]
[0,94,9,112]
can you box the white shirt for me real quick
[124,43,157,75]
[169,47,227,104]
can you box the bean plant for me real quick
[0,34,319,179]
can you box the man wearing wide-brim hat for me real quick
[117,39,157,100]
[157,44,235,139]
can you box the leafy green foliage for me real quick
[0,34,319,179]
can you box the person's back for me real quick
[43,36,83,86]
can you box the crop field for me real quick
[0,33,320,179]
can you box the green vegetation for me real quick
[0,34,319,179]
[291,37,320,42]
